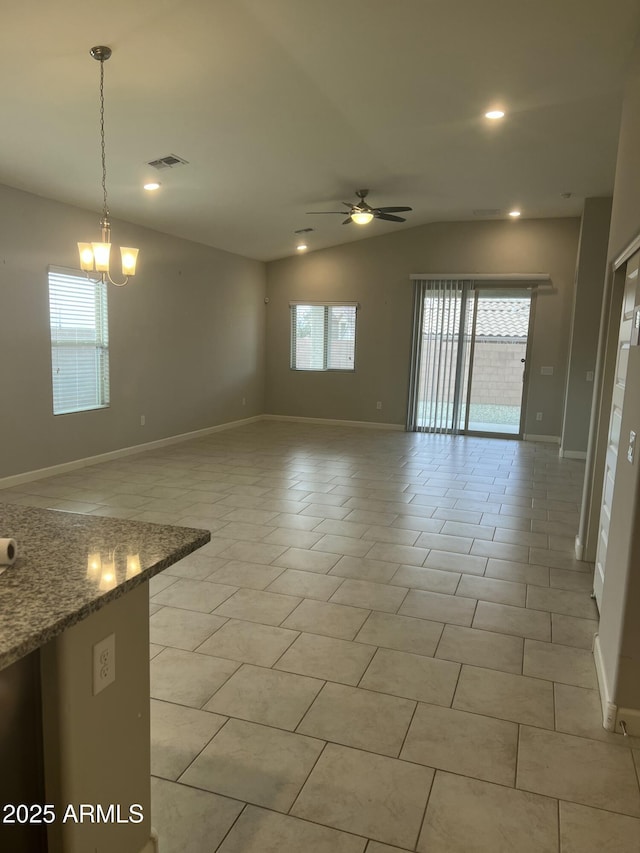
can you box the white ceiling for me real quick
[2,0,639,261]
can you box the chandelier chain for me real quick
[99,58,109,219]
[80,45,138,285]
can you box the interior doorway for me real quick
[407,281,533,437]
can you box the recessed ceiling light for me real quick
[294,227,313,251]
[485,109,505,120]
[144,182,161,191]
[509,209,521,217]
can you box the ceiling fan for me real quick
[307,189,412,225]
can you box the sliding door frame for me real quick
[408,274,549,437]
[463,287,536,440]
[451,283,472,432]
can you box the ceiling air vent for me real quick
[473,208,502,217]
[147,154,189,170]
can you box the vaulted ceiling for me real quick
[2,0,639,260]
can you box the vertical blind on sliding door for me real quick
[407,279,474,433]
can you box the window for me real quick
[48,266,110,415]
[290,303,357,371]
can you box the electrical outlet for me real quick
[540,366,554,375]
[93,633,115,695]
[586,371,594,382]
[628,430,636,464]
[376,401,382,410]
[140,415,146,426]
[242,397,246,406]
[536,412,543,421]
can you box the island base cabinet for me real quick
[0,650,47,851]
[40,582,153,853]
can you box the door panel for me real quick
[594,253,638,608]
[465,290,532,436]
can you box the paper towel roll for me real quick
[0,538,17,565]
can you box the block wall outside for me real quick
[471,340,527,405]
[415,338,525,407]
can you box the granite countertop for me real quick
[0,503,210,670]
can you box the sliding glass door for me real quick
[465,289,531,435]
[408,282,533,437]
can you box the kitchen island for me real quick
[0,503,210,853]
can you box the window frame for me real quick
[48,265,110,416]
[289,301,358,372]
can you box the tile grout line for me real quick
[211,802,249,853]
[286,740,330,817]
[411,765,437,852]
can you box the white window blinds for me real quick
[406,279,473,433]
[48,267,110,415]
[290,303,357,371]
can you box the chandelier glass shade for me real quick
[77,46,138,286]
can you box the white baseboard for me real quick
[593,633,618,732]
[262,414,405,431]
[0,416,262,489]
[559,449,588,459]
[574,535,584,561]
[523,434,561,444]
[0,413,404,488]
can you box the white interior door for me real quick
[594,251,639,608]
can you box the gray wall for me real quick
[265,218,580,435]
[592,43,640,715]
[0,184,266,479]
[560,197,612,456]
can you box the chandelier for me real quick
[77,46,138,287]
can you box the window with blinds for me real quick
[48,267,110,415]
[290,303,357,371]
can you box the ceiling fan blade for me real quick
[375,206,412,213]
[306,211,348,215]
[375,213,406,222]
[342,216,353,225]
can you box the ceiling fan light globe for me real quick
[351,210,374,225]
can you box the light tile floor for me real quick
[5,421,640,852]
